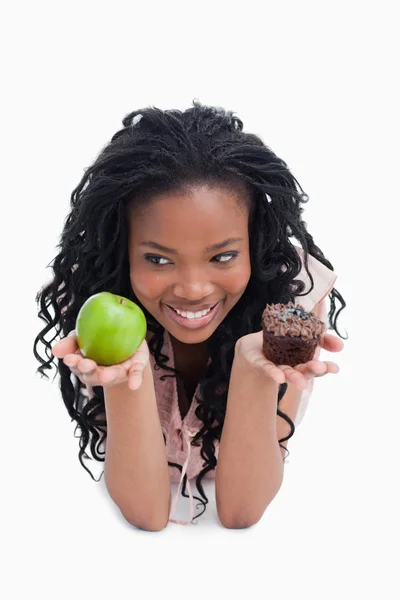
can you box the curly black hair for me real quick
[33,99,346,524]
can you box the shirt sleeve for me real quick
[293,245,337,313]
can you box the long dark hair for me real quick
[34,100,346,523]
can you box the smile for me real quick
[163,301,222,329]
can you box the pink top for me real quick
[87,246,337,526]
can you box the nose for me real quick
[172,267,215,300]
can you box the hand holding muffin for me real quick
[234,302,343,390]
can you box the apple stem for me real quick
[119,299,124,305]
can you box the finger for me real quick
[320,361,340,375]
[98,366,120,385]
[61,362,95,386]
[79,358,98,374]
[257,360,286,384]
[319,334,344,353]
[296,360,327,378]
[74,365,114,386]
[63,352,84,368]
[128,368,143,390]
[296,360,339,378]
[278,365,308,390]
[127,354,149,390]
[52,330,79,358]
[68,366,81,379]
[247,352,286,384]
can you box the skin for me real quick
[127,184,252,374]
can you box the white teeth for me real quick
[174,307,212,319]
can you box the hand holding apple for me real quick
[51,292,149,390]
[76,292,147,365]
[52,330,150,391]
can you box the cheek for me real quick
[130,267,166,301]
[223,264,251,295]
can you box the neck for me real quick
[169,333,209,374]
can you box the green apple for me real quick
[76,292,147,366]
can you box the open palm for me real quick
[52,330,150,390]
[235,330,344,391]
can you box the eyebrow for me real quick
[139,237,244,255]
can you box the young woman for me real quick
[34,101,346,530]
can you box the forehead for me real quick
[129,186,249,247]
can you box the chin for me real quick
[167,324,217,344]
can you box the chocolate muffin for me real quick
[261,302,326,367]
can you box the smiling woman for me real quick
[34,100,346,529]
[127,186,252,346]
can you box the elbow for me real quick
[218,509,265,530]
[106,480,170,532]
[219,516,259,529]
[121,507,169,532]
[115,493,171,532]
[217,497,269,528]
[217,486,282,529]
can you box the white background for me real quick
[2,1,399,598]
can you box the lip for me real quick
[163,301,222,329]
[167,303,216,312]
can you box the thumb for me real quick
[126,340,150,390]
[319,333,344,353]
[52,329,78,358]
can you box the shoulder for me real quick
[292,245,337,313]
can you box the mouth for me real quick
[163,301,222,329]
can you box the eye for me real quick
[144,252,239,266]
[212,252,238,263]
[144,255,171,266]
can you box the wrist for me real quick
[105,362,154,398]
[233,348,280,390]
[227,354,280,433]
[231,351,280,397]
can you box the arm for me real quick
[215,357,284,529]
[103,362,171,531]
[276,381,308,456]
[276,346,320,456]
[276,299,326,453]
[216,300,329,529]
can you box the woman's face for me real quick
[128,185,251,345]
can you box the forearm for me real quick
[277,379,311,453]
[103,363,170,531]
[215,356,284,528]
